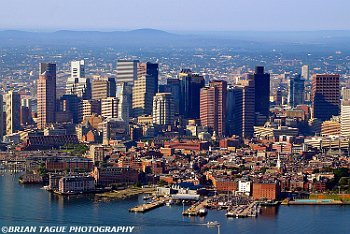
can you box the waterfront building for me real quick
[37,63,56,129]
[5,91,21,135]
[116,60,139,85]
[91,166,139,187]
[254,66,270,119]
[58,175,95,194]
[200,80,227,136]
[312,74,340,120]
[252,182,280,200]
[152,93,175,126]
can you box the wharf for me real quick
[226,202,259,218]
[129,198,169,213]
[283,199,346,205]
[182,200,208,216]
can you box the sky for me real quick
[1,0,350,32]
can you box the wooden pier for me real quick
[182,200,208,216]
[129,198,169,213]
[226,202,259,218]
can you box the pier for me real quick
[129,198,169,213]
[182,199,208,216]
[226,202,259,218]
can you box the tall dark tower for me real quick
[179,69,205,119]
[254,66,270,119]
[312,74,340,121]
[37,63,56,129]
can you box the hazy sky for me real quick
[1,0,350,31]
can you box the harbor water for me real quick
[0,174,349,234]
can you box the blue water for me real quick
[0,174,350,234]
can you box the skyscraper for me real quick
[59,94,81,124]
[101,97,119,119]
[233,80,255,138]
[152,93,175,126]
[200,80,227,136]
[91,77,116,100]
[0,94,3,139]
[37,63,56,129]
[132,62,158,117]
[117,82,130,122]
[66,60,91,99]
[179,69,205,119]
[288,74,305,107]
[341,100,350,138]
[301,65,309,80]
[254,66,270,119]
[5,91,21,135]
[116,60,139,85]
[312,74,340,121]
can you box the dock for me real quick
[182,199,208,216]
[226,202,259,218]
[129,198,169,213]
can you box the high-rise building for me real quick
[91,77,116,100]
[6,91,21,135]
[59,94,82,124]
[254,66,270,119]
[116,60,139,85]
[341,87,350,100]
[79,99,101,120]
[101,97,119,119]
[117,83,130,122]
[200,80,227,136]
[233,80,255,138]
[66,60,91,99]
[179,69,205,119]
[164,78,181,115]
[132,62,158,117]
[152,93,175,126]
[0,94,3,139]
[301,65,309,80]
[341,100,350,138]
[288,74,305,107]
[37,63,56,129]
[312,74,340,120]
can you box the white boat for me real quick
[166,199,174,206]
[198,208,208,216]
[207,221,219,227]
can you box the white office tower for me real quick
[117,83,130,122]
[66,60,91,99]
[6,91,21,135]
[116,60,139,85]
[101,97,119,119]
[301,65,309,80]
[152,93,175,126]
[341,100,350,138]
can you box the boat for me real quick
[206,221,219,227]
[198,208,208,216]
[166,199,174,206]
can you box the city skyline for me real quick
[1,0,350,31]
